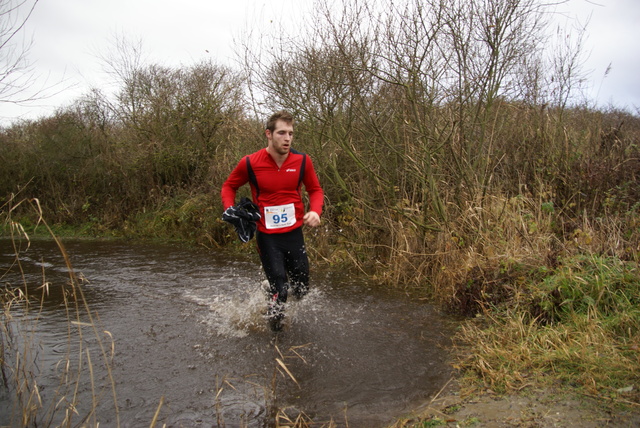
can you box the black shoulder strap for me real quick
[291,149,307,190]
[245,156,260,199]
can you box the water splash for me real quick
[184,285,267,338]
[183,281,330,337]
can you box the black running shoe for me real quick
[291,283,309,300]
[269,313,284,332]
[267,296,285,332]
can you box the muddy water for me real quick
[0,238,455,427]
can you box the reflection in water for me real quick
[0,238,455,427]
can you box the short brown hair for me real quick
[266,110,294,133]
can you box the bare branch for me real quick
[0,0,41,104]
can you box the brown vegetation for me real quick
[2,0,639,425]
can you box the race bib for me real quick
[264,203,296,229]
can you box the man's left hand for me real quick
[303,211,321,227]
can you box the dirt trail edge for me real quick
[401,378,640,427]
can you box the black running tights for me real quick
[256,228,309,303]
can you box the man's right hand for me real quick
[303,211,321,227]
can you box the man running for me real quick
[221,111,324,331]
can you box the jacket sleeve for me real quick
[303,157,324,215]
[221,157,249,209]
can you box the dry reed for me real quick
[1,196,119,426]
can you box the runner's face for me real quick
[266,120,293,156]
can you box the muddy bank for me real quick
[399,378,640,427]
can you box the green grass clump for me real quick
[534,254,640,337]
[455,254,640,396]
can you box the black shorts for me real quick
[256,227,309,301]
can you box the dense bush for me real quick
[2,0,639,278]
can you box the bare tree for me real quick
[96,33,147,128]
[0,0,40,104]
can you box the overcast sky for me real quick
[1,0,638,125]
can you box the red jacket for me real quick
[221,148,324,234]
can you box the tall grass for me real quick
[1,196,119,426]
